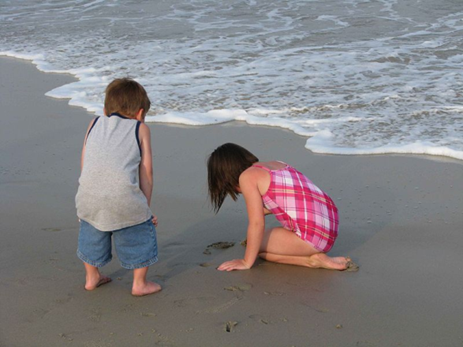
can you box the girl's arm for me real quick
[217,168,265,271]
[138,123,153,207]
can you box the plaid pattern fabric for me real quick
[255,163,338,252]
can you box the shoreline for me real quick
[2,53,463,163]
[1,56,463,347]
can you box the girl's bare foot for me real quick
[132,281,162,297]
[85,274,112,291]
[307,253,352,270]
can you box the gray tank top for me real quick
[76,113,152,231]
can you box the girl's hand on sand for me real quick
[151,215,158,226]
[217,259,250,271]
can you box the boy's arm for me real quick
[138,123,153,207]
[81,118,98,171]
[78,118,97,222]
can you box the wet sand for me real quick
[1,56,463,347]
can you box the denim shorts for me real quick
[77,218,158,269]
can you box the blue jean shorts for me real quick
[77,219,158,269]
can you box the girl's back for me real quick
[252,161,338,253]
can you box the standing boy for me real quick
[76,78,161,296]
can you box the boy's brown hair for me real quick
[207,143,259,213]
[104,78,151,119]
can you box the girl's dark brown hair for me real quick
[207,143,258,213]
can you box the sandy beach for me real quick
[1,56,463,347]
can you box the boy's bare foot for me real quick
[132,281,162,297]
[307,253,355,271]
[85,275,112,291]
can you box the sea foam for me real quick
[1,0,462,161]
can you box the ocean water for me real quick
[1,0,462,160]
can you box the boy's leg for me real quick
[132,267,162,296]
[77,220,113,290]
[113,219,161,296]
[84,262,112,290]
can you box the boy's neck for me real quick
[108,112,130,119]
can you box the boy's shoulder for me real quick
[138,122,151,142]
[138,122,150,132]
[85,116,100,136]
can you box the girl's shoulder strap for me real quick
[251,163,271,172]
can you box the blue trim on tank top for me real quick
[86,116,100,143]
[109,112,129,119]
[135,121,142,157]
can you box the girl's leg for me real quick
[259,227,349,270]
[83,262,111,290]
[132,267,162,296]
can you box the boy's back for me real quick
[76,113,152,231]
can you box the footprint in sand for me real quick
[203,241,235,255]
[198,296,241,314]
[301,301,330,313]
[174,296,216,308]
[224,284,252,292]
[208,241,235,249]
[32,308,50,320]
[41,227,62,232]
[263,291,285,296]
[345,258,360,272]
[224,321,238,332]
[58,333,73,342]
[140,312,156,318]
[199,262,214,267]
[249,314,270,325]
[54,294,73,305]
[88,308,102,322]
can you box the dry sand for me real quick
[1,56,462,347]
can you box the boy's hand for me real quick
[217,259,251,271]
[151,215,158,227]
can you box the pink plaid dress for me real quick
[254,163,338,253]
